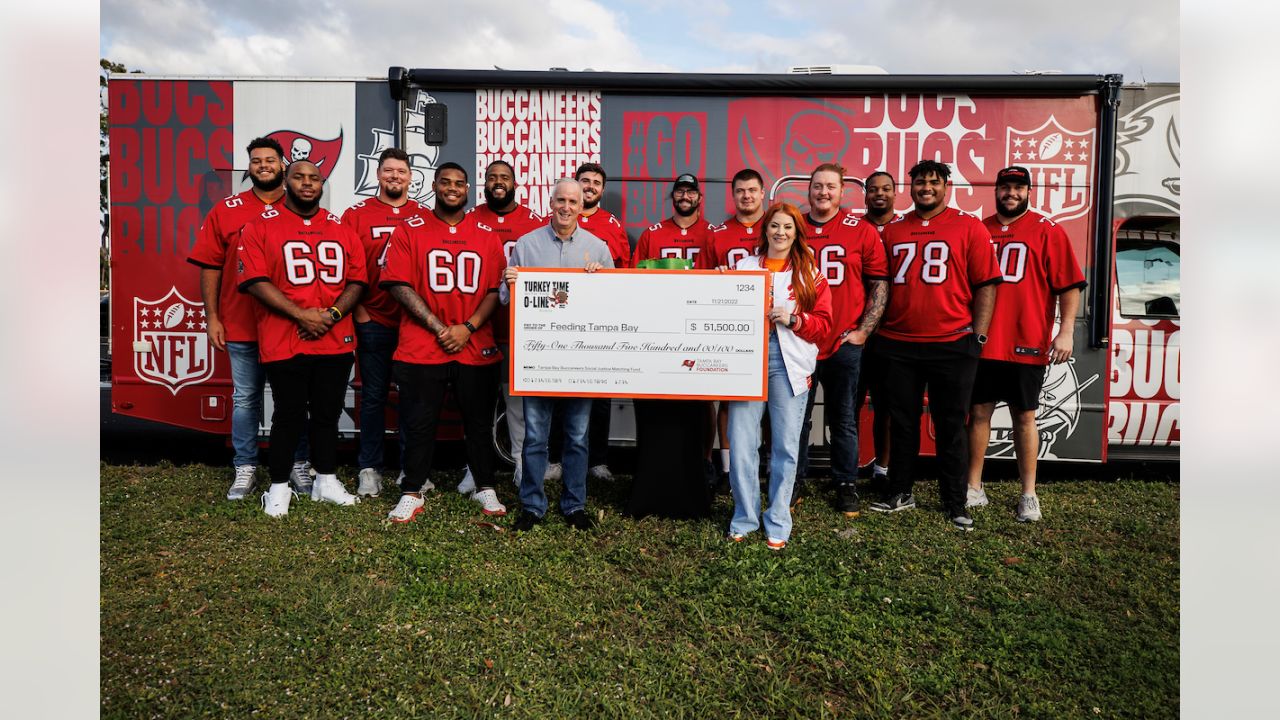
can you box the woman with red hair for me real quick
[726,202,832,549]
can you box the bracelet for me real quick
[462,320,477,333]
[327,306,342,321]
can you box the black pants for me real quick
[394,360,498,493]
[549,397,610,468]
[264,353,354,484]
[874,335,980,512]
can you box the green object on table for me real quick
[635,257,694,270]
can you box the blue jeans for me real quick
[798,341,864,484]
[355,320,404,470]
[227,341,307,468]
[520,396,591,517]
[226,341,266,467]
[728,333,809,541]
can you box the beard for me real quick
[250,171,284,192]
[1001,197,1030,218]
[674,201,699,218]
[383,184,405,201]
[285,183,323,214]
[484,185,515,210]
[582,193,600,210]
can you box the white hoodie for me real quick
[734,254,833,396]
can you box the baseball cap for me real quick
[995,166,1032,186]
[673,173,699,191]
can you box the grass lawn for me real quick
[101,462,1178,719]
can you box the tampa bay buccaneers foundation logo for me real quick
[134,287,214,394]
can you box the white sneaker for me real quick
[357,468,383,497]
[589,464,614,481]
[457,466,477,495]
[261,483,295,517]
[966,484,989,508]
[289,461,314,495]
[1016,494,1042,522]
[311,475,358,506]
[544,462,563,482]
[471,487,507,516]
[227,465,257,500]
[397,471,435,492]
[387,493,425,523]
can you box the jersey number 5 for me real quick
[891,241,949,285]
[283,241,344,285]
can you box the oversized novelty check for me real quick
[509,269,770,400]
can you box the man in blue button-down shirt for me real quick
[501,178,613,532]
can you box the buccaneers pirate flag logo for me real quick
[267,129,344,180]
[134,287,214,394]
[1005,116,1096,223]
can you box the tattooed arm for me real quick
[388,285,447,335]
[846,279,888,345]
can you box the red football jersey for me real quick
[380,212,504,366]
[859,212,902,235]
[468,203,545,346]
[236,206,368,363]
[700,216,762,269]
[804,211,891,358]
[879,207,1002,343]
[340,196,424,328]
[187,190,278,342]
[577,207,632,268]
[633,217,716,265]
[981,210,1087,364]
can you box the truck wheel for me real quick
[492,397,514,468]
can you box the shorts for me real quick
[970,359,1045,412]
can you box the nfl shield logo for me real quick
[1006,116,1096,223]
[133,287,214,395]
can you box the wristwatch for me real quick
[327,306,342,322]
[787,314,798,328]
[976,333,988,345]
[462,320,477,333]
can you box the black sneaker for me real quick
[868,492,916,513]
[836,483,861,517]
[714,471,731,497]
[563,510,595,531]
[512,511,543,533]
[949,507,975,532]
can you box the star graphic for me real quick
[1065,152,1075,161]
[186,308,195,318]
[1079,151,1088,162]
[1013,151,1023,160]
[200,321,207,330]
[186,320,196,329]
[1027,151,1038,161]
[199,309,207,318]
[1079,138,1089,148]
[140,308,150,317]
[1013,138,1023,148]
[141,320,151,329]
[1065,139,1075,149]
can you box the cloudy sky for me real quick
[101,0,1179,81]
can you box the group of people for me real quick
[190,136,1084,544]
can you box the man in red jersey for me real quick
[854,171,902,487]
[966,166,1085,522]
[341,148,423,498]
[632,173,719,491]
[237,161,367,517]
[188,137,309,501]
[700,168,767,493]
[461,160,545,496]
[380,163,508,523]
[564,162,629,482]
[795,163,889,517]
[867,160,1001,531]
[633,173,715,265]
